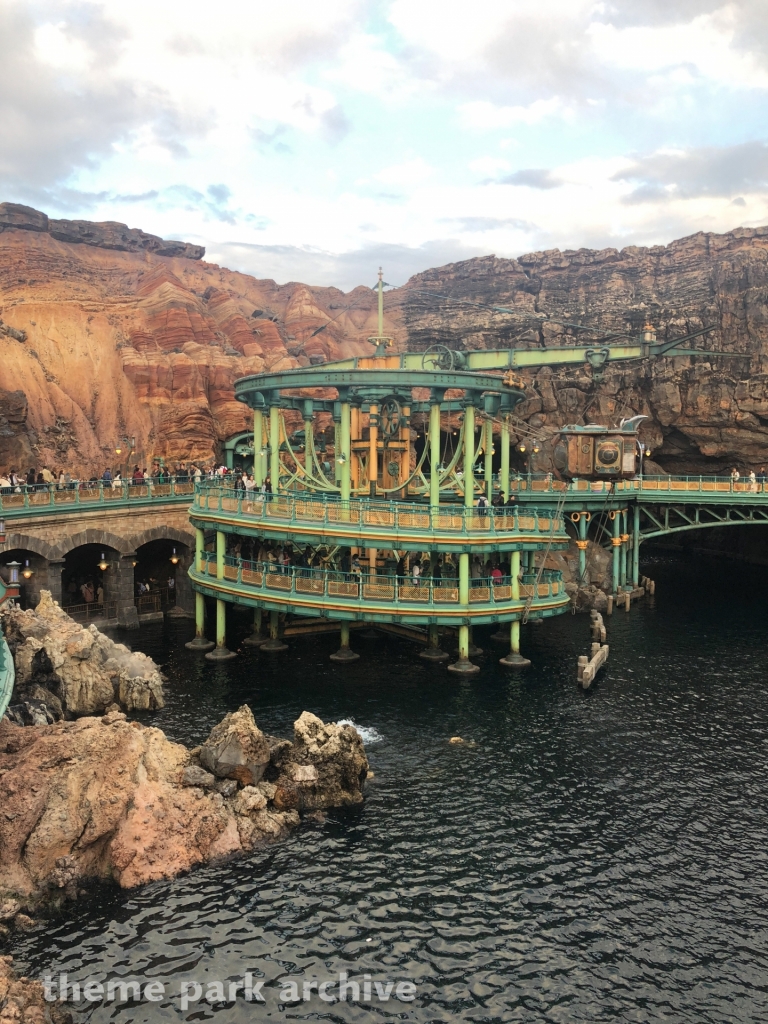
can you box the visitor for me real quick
[26,467,36,490]
[102,467,112,486]
[112,471,122,489]
[412,560,421,587]
[759,467,767,490]
[491,564,503,586]
[350,554,362,587]
[96,583,104,605]
[476,493,489,518]
[731,467,740,483]
[80,581,94,604]
[749,470,758,493]
[264,476,273,502]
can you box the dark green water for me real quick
[9,555,768,1022]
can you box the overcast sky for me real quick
[3,0,768,290]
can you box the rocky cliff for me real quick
[3,202,768,474]
[0,204,378,472]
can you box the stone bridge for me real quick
[0,488,195,627]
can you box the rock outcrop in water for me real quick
[0,955,71,1023]
[0,705,368,914]
[1,592,164,721]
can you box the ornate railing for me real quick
[193,484,568,538]
[196,553,564,609]
[0,480,196,516]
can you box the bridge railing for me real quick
[196,552,564,608]
[0,480,196,515]
[193,483,568,538]
[638,475,768,494]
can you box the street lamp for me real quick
[98,553,109,571]
[22,559,33,579]
[170,547,179,565]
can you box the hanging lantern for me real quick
[533,444,540,454]
[518,443,526,453]
[132,559,138,567]
[22,559,33,579]
[170,547,179,565]
[98,553,109,571]
[338,453,347,464]
[645,448,652,457]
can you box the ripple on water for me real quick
[9,555,768,1022]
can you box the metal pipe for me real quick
[484,417,493,502]
[612,512,621,595]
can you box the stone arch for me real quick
[52,529,134,560]
[128,525,195,552]
[2,532,58,560]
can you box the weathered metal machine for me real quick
[553,424,640,480]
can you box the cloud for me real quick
[0,3,149,190]
[441,216,536,233]
[206,237,488,291]
[614,141,768,202]
[497,169,563,190]
[319,105,351,145]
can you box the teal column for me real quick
[620,509,628,589]
[195,592,205,638]
[253,409,263,486]
[632,503,640,587]
[500,415,510,500]
[577,514,588,582]
[459,552,469,605]
[339,399,351,509]
[269,405,280,493]
[484,417,493,501]
[216,600,226,648]
[611,512,621,595]
[195,526,204,572]
[463,405,475,507]
[429,400,441,509]
[216,530,225,579]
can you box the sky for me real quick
[2,0,768,291]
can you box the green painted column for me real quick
[463,405,475,508]
[611,512,621,595]
[253,409,263,485]
[339,400,351,506]
[429,400,441,509]
[216,530,225,579]
[459,552,469,605]
[216,599,226,648]
[334,418,341,481]
[511,550,521,601]
[578,514,588,582]
[457,624,470,659]
[195,527,204,573]
[620,509,628,589]
[632,503,640,587]
[195,592,205,638]
[500,415,510,500]
[269,405,280,492]
[270,610,279,639]
[510,619,520,654]
[484,417,493,501]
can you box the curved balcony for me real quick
[191,554,568,626]
[191,484,569,553]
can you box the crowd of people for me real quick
[225,535,520,588]
[730,467,767,492]
[0,462,243,494]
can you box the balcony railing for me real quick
[196,553,564,609]
[0,480,195,515]
[193,484,568,538]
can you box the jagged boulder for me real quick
[0,706,366,902]
[271,712,369,812]
[199,704,271,784]
[1,592,164,717]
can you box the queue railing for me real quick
[0,480,196,514]
[196,553,565,607]
[193,484,568,538]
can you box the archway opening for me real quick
[0,548,48,609]
[134,538,189,614]
[62,543,120,620]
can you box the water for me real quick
[9,555,768,1022]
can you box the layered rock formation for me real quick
[0,956,71,1024]
[1,592,164,720]
[3,201,768,474]
[393,231,768,474]
[0,705,368,905]
[0,204,379,472]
